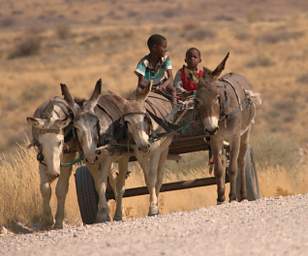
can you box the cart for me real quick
[75,133,260,224]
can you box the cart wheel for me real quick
[75,165,98,224]
[237,147,260,201]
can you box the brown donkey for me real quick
[194,52,261,203]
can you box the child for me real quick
[135,34,176,104]
[175,47,214,167]
[174,47,208,94]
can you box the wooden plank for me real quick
[105,176,230,200]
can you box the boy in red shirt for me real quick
[174,47,214,167]
[174,47,209,94]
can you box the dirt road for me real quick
[1,194,308,256]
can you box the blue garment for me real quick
[135,55,172,86]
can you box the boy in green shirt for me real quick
[135,34,176,104]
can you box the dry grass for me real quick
[1,142,307,231]
[0,145,80,229]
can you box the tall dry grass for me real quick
[0,145,80,230]
[1,135,308,232]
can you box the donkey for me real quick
[126,86,178,216]
[194,52,261,204]
[61,80,135,222]
[63,81,177,220]
[26,95,81,229]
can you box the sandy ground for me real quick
[1,194,308,256]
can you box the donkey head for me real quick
[70,79,103,164]
[123,81,153,152]
[195,52,230,135]
[26,97,76,177]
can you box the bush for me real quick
[296,73,308,85]
[256,30,304,44]
[246,55,274,68]
[8,36,41,59]
[55,23,71,40]
[181,27,216,41]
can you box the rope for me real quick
[60,153,84,168]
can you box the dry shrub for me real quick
[181,26,216,41]
[246,55,274,68]
[256,30,304,44]
[161,8,177,18]
[0,17,15,27]
[8,35,41,59]
[214,15,235,22]
[234,32,250,41]
[296,73,308,85]
[246,9,261,23]
[55,23,71,40]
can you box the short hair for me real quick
[186,47,201,58]
[147,34,166,50]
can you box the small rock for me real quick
[0,226,8,235]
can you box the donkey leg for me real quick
[238,131,250,201]
[155,149,168,198]
[147,152,161,216]
[229,136,241,202]
[54,154,74,229]
[211,138,225,204]
[114,157,129,221]
[89,160,111,222]
[39,164,56,228]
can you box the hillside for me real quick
[0,0,308,154]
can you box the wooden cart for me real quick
[75,133,260,224]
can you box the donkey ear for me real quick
[135,80,152,102]
[211,52,230,80]
[26,117,47,128]
[54,118,71,129]
[60,83,74,107]
[89,79,102,102]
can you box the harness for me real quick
[30,123,83,168]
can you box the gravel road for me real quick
[1,194,308,256]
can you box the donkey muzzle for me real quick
[205,127,219,135]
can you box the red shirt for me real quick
[180,66,204,91]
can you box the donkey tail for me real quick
[245,89,262,105]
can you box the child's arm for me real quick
[160,69,176,104]
[135,59,150,90]
[174,70,186,93]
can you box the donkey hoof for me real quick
[42,217,54,229]
[53,222,63,229]
[148,206,159,216]
[216,200,225,205]
[96,214,110,223]
[240,198,248,203]
[228,194,237,202]
[113,215,123,222]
